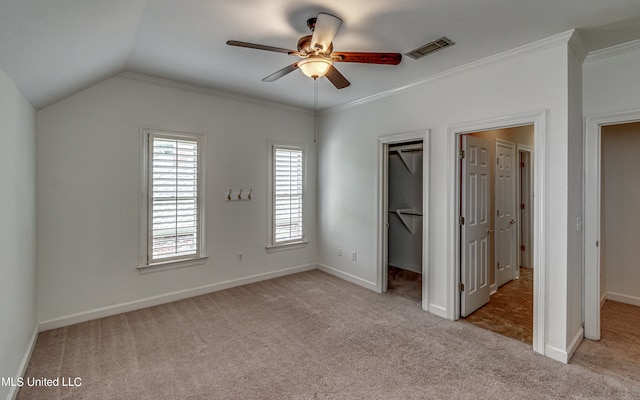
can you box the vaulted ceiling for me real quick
[1,0,640,110]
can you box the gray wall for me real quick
[601,122,640,303]
[0,66,37,400]
[36,75,317,326]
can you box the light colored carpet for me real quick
[19,270,640,399]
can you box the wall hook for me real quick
[238,189,243,200]
[248,189,253,200]
[227,189,232,201]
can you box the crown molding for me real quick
[323,30,575,114]
[585,39,640,63]
[117,72,311,114]
[568,30,587,62]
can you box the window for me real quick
[269,144,306,248]
[139,128,206,270]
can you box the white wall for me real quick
[37,74,317,325]
[566,43,584,352]
[601,122,640,304]
[317,37,578,360]
[584,43,640,116]
[583,42,640,323]
[0,66,37,400]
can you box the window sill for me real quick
[266,241,309,253]
[137,256,209,274]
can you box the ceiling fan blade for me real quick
[332,52,402,65]
[325,65,350,89]
[227,40,295,54]
[262,63,299,82]
[311,13,343,53]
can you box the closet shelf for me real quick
[389,209,422,234]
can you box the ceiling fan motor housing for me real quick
[297,35,333,56]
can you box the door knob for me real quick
[510,219,516,225]
[487,228,494,234]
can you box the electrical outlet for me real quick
[237,252,243,262]
[338,247,342,256]
[351,251,357,262]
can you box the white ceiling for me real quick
[1,0,640,111]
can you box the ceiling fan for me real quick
[227,12,401,89]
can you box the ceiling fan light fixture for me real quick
[298,56,333,79]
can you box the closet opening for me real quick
[458,125,534,344]
[384,140,424,305]
[579,119,640,380]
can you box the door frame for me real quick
[584,109,640,340]
[449,111,546,355]
[377,130,430,311]
[517,144,534,272]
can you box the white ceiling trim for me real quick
[322,30,575,114]
[584,38,640,63]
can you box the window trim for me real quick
[138,127,207,272]
[267,141,308,251]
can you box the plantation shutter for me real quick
[273,146,304,244]
[149,135,199,262]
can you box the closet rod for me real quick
[388,210,423,217]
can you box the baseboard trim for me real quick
[316,264,378,291]
[544,344,569,364]
[567,327,584,361]
[600,291,607,308]
[39,264,317,331]
[427,303,448,319]
[606,291,640,307]
[543,327,584,364]
[7,324,39,400]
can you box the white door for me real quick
[495,140,516,287]
[460,135,491,317]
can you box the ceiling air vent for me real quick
[405,37,454,60]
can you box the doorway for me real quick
[386,141,423,303]
[584,116,640,340]
[378,130,429,310]
[458,125,535,343]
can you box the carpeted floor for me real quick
[387,266,422,304]
[18,270,640,399]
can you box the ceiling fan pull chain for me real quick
[314,78,318,143]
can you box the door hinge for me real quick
[520,203,525,210]
[459,150,465,159]
[521,245,525,251]
[459,282,465,292]
[520,162,525,168]
[459,216,465,225]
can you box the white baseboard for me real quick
[388,261,421,274]
[606,291,640,307]
[39,264,317,331]
[567,327,584,361]
[490,283,497,296]
[316,264,378,291]
[7,324,39,400]
[600,291,607,308]
[544,344,569,364]
[427,303,449,319]
[544,327,584,364]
